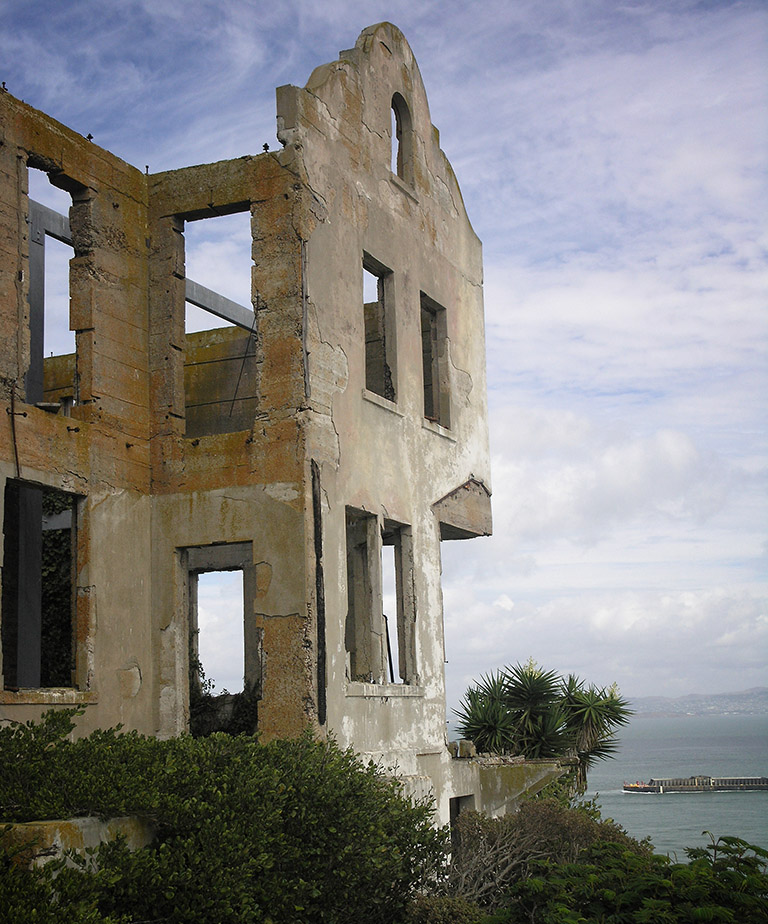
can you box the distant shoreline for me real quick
[633,711,768,719]
[629,688,768,718]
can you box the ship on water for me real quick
[623,775,768,793]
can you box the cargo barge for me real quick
[623,776,768,793]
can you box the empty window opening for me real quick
[345,509,416,686]
[449,794,476,850]
[184,211,252,334]
[345,509,384,684]
[186,542,259,737]
[420,293,450,428]
[28,168,71,214]
[382,543,399,681]
[192,570,245,695]
[1,480,77,689]
[27,168,76,406]
[42,236,75,357]
[391,93,413,184]
[181,210,260,437]
[382,521,416,684]
[363,255,396,401]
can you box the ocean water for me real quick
[585,715,768,859]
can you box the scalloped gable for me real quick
[276,22,476,236]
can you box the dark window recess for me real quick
[363,256,395,401]
[449,794,476,849]
[345,509,381,683]
[420,293,450,428]
[1,481,76,688]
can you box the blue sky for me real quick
[3,0,765,709]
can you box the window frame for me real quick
[344,508,417,688]
[420,292,451,429]
[362,253,397,403]
[1,479,80,692]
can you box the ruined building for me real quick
[1,24,560,824]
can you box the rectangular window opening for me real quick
[190,569,245,696]
[381,543,399,681]
[345,509,416,686]
[383,521,416,685]
[184,211,252,334]
[345,508,383,684]
[181,210,260,437]
[420,293,450,428]
[1,480,77,689]
[27,168,76,409]
[185,542,259,737]
[363,255,396,401]
[449,794,476,849]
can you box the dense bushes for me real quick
[493,834,768,923]
[442,798,651,911]
[434,799,767,923]
[2,710,766,923]
[0,709,445,924]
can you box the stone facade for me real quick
[0,24,561,823]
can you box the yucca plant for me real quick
[454,671,518,753]
[453,661,632,793]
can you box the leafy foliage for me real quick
[0,709,446,924]
[496,833,768,923]
[441,798,650,911]
[404,894,484,923]
[454,660,632,791]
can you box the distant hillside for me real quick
[631,687,768,717]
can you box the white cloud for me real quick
[2,0,764,707]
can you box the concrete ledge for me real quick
[346,681,424,698]
[2,816,156,868]
[421,418,456,441]
[362,389,404,416]
[0,689,98,705]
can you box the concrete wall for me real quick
[0,93,154,735]
[0,25,538,828]
[277,24,494,815]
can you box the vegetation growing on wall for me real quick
[188,657,259,737]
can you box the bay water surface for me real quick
[585,714,768,859]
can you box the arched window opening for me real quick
[390,93,413,184]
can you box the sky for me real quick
[2,0,765,711]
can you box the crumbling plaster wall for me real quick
[145,145,320,739]
[277,23,493,793]
[0,89,325,741]
[1,29,498,825]
[0,94,155,734]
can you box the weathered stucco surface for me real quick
[0,24,560,824]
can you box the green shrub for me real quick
[444,798,651,910]
[488,834,768,923]
[404,894,484,923]
[0,709,447,924]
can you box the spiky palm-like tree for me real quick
[453,671,518,754]
[561,675,631,791]
[453,661,632,792]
